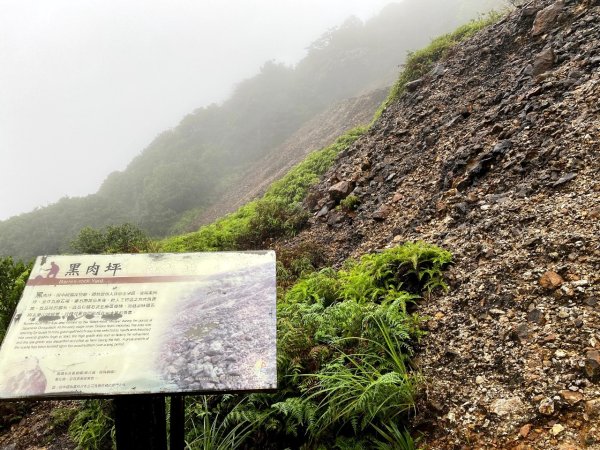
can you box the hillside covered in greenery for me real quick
[0,0,503,261]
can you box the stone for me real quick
[539,397,555,415]
[532,48,555,76]
[327,211,343,226]
[520,423,532,438]
[540,271,564,290]
[527,308,546,324]
[515,323,530,341]
[328,181,353,201]
[405,78,423,92]
[551,423,565,436]
[560,390,583,406]
[522,6,540,18]
[532,1,564,36]
[430,64,446,77]
[552,172,577,187]
[555,349,567,358]
[585,398,600,417]
[206,341,223,356]
[372,205,391,221]
[584,350,600,380]
[491,396,525,417]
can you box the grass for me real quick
[68,400,114,450]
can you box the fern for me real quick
[271,397,317,437]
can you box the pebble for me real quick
[551,423,565,436]
[539,397,555,415]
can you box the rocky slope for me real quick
[288,0,600,447]
[191,89,387,229]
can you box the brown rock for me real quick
[532,48,555,76]
[532,1,564,36]
[557,445,579,450]
[584,350,600,380]
[585,398,600,417]
[559,390,584,406]
[540,271,563,289]
[520,423,532,438]
[328,181,353,201]
[372,205,392,221]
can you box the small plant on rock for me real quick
[339,195,360,212]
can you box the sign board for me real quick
[0,251,277,399]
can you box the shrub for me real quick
[275,241,328,291]
[339,195,360,212]
[252,243,450,447]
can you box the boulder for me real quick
[328,181,353,201]
[532,1,564,36]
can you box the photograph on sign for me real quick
[0,251,276,399]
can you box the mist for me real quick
[0,0,392,220]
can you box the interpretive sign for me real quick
[0,251,277,399]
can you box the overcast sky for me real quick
[0,0,393,220]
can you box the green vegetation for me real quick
[339,194,360,212]
[0,5,507,447]
[50,407,78,430]
[68,400,114,450]
[70,223,152,254]
[182,242,451,449]
[159,127,365,253]
[0,256,31,342]
[375,10,504,120]
[185,397,256,450]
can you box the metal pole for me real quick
[114,395,167,450]
[170,395,185,450]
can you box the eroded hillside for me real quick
[191,89,388,229]
[288,0,600,447]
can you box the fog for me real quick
[0,0,392,220]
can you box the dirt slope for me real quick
[289,0,600,447]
